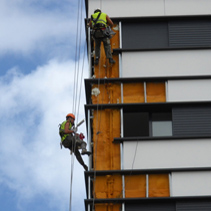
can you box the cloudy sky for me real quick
[0,0,89,210]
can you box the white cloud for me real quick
[0,59,89,211]
[0,0,85,56]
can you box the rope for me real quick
[69,0,81,209]
[74,0,83,120]
[69,142,75,211]
[72,0,81,116]
[76,2,87,122]
[69,0,87,210]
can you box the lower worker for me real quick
[89,8,115,65]
[60,113,91,171]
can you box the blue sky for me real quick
[0,0,89,210]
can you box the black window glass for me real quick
[124,112,149,137]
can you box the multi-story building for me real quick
[84,1,211,210]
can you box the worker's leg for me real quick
[103,37,112,58]
[62,135,76,153]
[62,137,72,149]
[75,135,92,155]
[103,37,115,63]
[74,148,88,171]
[95,39,101,58]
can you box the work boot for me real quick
[94,57,99,65]
[81,149,92,156]
[109,58,115,64]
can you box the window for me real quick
[123,112,149,137]
[151,112,172,137]
[122,18,211,50]
[124,111,172,137]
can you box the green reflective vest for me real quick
[59,120,72,142]
[91,12,107,28]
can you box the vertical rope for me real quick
[69,0,87,210]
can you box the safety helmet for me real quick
[66,113,75,120]
[94,8,101,13]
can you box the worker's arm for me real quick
[106,15,113,27]
[64,121,75,134]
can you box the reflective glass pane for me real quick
[152,121,172,137]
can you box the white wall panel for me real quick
[168,79,211,102]
[88,0,165,18]
[165,0,211,16]
[123,139,211,169]
[122,50,211,78]
[88,0,211,18]
[172,171,211,196]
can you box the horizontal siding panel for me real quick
[169,20,211,47]
[176,201,211,211]
[126,202,175,211]
[122,22,168,49]
[172,107,211,136]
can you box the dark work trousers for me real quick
[62,135,85,167]
[94,30,112,59]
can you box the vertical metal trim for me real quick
[87,27,92,78]
[120,107,125,211]
[122,203,125,211]
[120,108,125,198]
[121,82,123,104]
[144,82,147,103]
[120,108,124,167]
[146,174,149,197]
[169,173,172,197]
[165,80,168,102]
[119,21,122,49]
[120,21,125,211]
[119,54,122,78]
[88,176,91,199]
[119,22,123,79]
[87,109,92,170]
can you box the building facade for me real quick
[84,1,211,211]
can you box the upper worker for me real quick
[89,8,115,65]
[59,113,91,171]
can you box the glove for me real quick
[72,128,77,133]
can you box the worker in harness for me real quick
[60,113,91,171]
[88,8,115,65]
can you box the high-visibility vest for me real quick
[91,12,107,28]
[59,121,72,141]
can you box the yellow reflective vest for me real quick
[59,121,72,142]
[91,12,107,28]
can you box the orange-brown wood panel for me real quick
[95,204,121,211]
[123,83,145,103]
[125,175,146,198]
[91,83,121,105]
[94,175,122,199]
[148,174,170,197]
[93,109,121,170]
[146,82,166,102]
